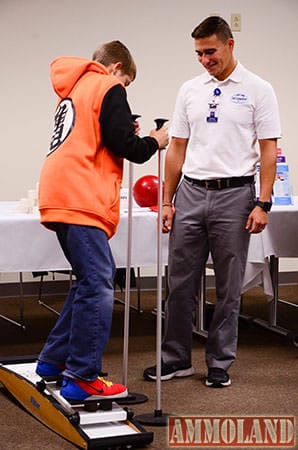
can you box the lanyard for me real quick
[206,88,221,123]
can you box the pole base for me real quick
[116,392,148,405]
[135,409,171,426]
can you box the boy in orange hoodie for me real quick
[36,40,168,402]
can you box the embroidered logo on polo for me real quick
[231,93,248,104]
[47,98,75,155]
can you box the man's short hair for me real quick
[191,16,233,42]
[92,40,136,80]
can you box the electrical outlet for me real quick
[231,13,241,32]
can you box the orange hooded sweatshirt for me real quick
[39,57,125,239]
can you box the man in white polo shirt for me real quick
[144,16,281,387]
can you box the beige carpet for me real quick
[0,286,297,449]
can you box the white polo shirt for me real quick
[170,62,281,179]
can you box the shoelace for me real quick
[97,376,113,387]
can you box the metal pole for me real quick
[136,118,170,425]
[155,143,163,413]
[118,115,148,405]
[122,161,133,386]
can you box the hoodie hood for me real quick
[50,57,110,98]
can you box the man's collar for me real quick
[202,61,243,84]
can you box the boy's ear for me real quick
[114,61,123,70]
[106,61,123,75]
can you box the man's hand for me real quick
[245,206,268,233]
[162,204,175,233]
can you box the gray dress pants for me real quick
[162,177,255,371]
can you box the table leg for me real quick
[253,256,298,345]
[0,272,26,330]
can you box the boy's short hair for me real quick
[92,40,136,80]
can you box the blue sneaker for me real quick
[61,376,128,401]
[36,361,65,380]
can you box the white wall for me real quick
[1,0,297,201]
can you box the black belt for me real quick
[184,175,254,190]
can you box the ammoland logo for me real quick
[168,416,295,447]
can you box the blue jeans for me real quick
[39,224,116,381]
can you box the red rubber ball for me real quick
[133,175,159,207]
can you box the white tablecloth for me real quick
[0,202,168,272]
[243,198,298,295]
[1,199,298,296]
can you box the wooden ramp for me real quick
[0,358,153,449]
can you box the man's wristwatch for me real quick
[255,200,272,212]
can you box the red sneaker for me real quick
[61,375,128,401]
